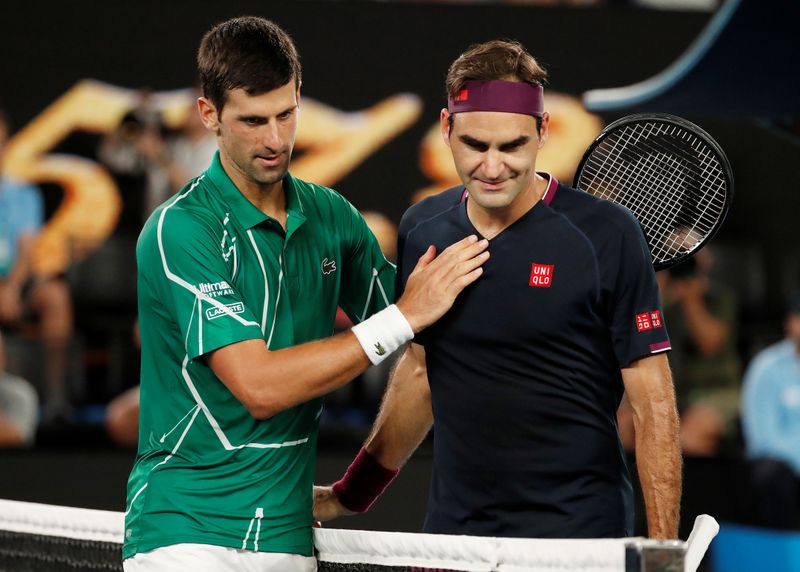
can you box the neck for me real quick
[466,173,548,240]
[220,152,288,228]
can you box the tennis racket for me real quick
[573,113,733,271]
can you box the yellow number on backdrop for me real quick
[293,93,422,186]
[2,81,190,277]
[4,81,423,277]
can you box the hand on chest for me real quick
[435,230,601,342]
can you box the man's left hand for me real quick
[313,485,354,522]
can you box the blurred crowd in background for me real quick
[0,0,798,538]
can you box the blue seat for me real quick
[712,523,800,572]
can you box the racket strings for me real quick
[586,130,692,253]
[578,121,728,266]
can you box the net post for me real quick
[625,539,686,572]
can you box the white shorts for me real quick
[123,543,317,572]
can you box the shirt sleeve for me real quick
[607,213,671,367]
[337,203,396,323]
[155,209,265,361]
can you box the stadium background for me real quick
[1,1,798,569]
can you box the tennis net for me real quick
[0,499,685,571]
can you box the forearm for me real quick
[364,344,433,469]
[633,392,682,539]
[211,331,372,419]
[623,355,682,539]
[326,344,431,515]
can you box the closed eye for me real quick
[459,134,530,153]
[459,135,489,152]
[498,136,530,153]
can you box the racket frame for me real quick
[573,113,734,271]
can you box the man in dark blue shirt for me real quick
[317,39,681,540]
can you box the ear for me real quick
[440,108,452,149]
[197,97,221,135]
[537,111,550,149]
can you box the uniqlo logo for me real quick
[636,310,664,332]
[650,310,663,328]
[636,313,652,332]
[529,263,553,288]
[455,88,469,102]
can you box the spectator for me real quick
[741,292,800,529]
[138,90,217,212]
[0,109,73,421]
[658,249,742,456]
[617,249,741,455]
[97,89,170,228]
[0,329,38,447]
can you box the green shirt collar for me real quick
[206,151,306,233]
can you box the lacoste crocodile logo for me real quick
[374,342,387,356]
[322,257,337,275]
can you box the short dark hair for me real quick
[446,39,547,99]
[446,40,548,134]
[197,16,301,113]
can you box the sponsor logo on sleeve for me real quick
[636,310,663,332]
[197,281,235,298]
[205,302,245,320]
[529,263,554,288]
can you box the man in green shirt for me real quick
[123,16,489,572]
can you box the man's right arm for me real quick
[363,342,432,467]
[207,236,487,419]
[314,342,432,521]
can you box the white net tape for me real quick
[0,499,709,572]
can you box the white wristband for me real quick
[352,304,414,365]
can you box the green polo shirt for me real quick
[123,153,395,559]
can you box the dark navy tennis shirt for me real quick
[397,175,671,539]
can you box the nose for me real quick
[481,149,504,180]
[260,121,282,151]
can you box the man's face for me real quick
[199,82,299,188]
[441,109,549,211]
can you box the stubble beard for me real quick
[247,153,291,187]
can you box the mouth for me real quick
[476,179,507,191]
[255,154,284,168]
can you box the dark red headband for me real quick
[448,80,544,117]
